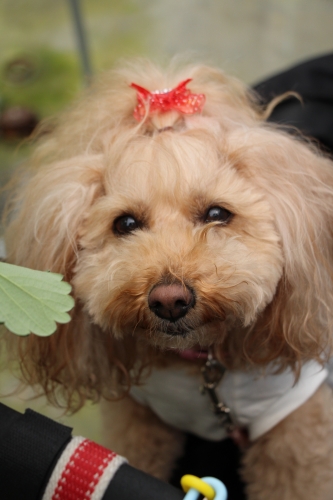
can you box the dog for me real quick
[4,59,333,499]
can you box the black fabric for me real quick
[254,53,333,155]
[103,463,184,500]
[170,435,246,500]
[0,403,72,500]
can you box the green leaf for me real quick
[0,262,74,336]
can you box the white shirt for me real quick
[130,360,328,441]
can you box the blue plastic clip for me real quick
[183,476,228,500]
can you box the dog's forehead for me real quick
[104,132,232,200]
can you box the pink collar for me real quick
[177,348,209,361]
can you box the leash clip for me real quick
[200,349,234,432]
[181,475,228,500]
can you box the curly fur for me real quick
[4,59,333,498]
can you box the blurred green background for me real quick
[1,0,333,444]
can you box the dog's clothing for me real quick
[131,360,328,441]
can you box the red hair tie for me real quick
[130,79,205,121]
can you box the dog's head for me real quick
[5,60,333,406]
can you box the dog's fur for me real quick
[4,60,333,499]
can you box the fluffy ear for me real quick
[5,155,104,279]
[227,127,333,366]
[3,155,110,409]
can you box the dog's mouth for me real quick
[155,321,195,337]
[140,313,225,343]
[138,314,228,353]
[138,314,196,337]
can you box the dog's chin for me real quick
[138,318,227,350]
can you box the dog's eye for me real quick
[113,215,140,235]
[204,206,233,224]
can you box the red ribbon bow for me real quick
[130,79,205,121]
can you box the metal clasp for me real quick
[200,350,234,433]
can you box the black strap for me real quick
[0,402,184,500]
[0,402,72,500]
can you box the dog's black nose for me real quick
[148,283,195,322]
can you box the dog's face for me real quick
[73,129,283,351]
[6,61,333,402]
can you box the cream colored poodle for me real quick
[5,60,333,499]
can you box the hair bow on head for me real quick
[130,79,206,121]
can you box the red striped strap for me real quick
[42,437,127,500]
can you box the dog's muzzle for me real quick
[148,282,195,325]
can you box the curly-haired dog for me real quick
[5,60,333,499]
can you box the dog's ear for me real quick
[228,127,333,365]
[3,156,112,410]
[5,155,104,279]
